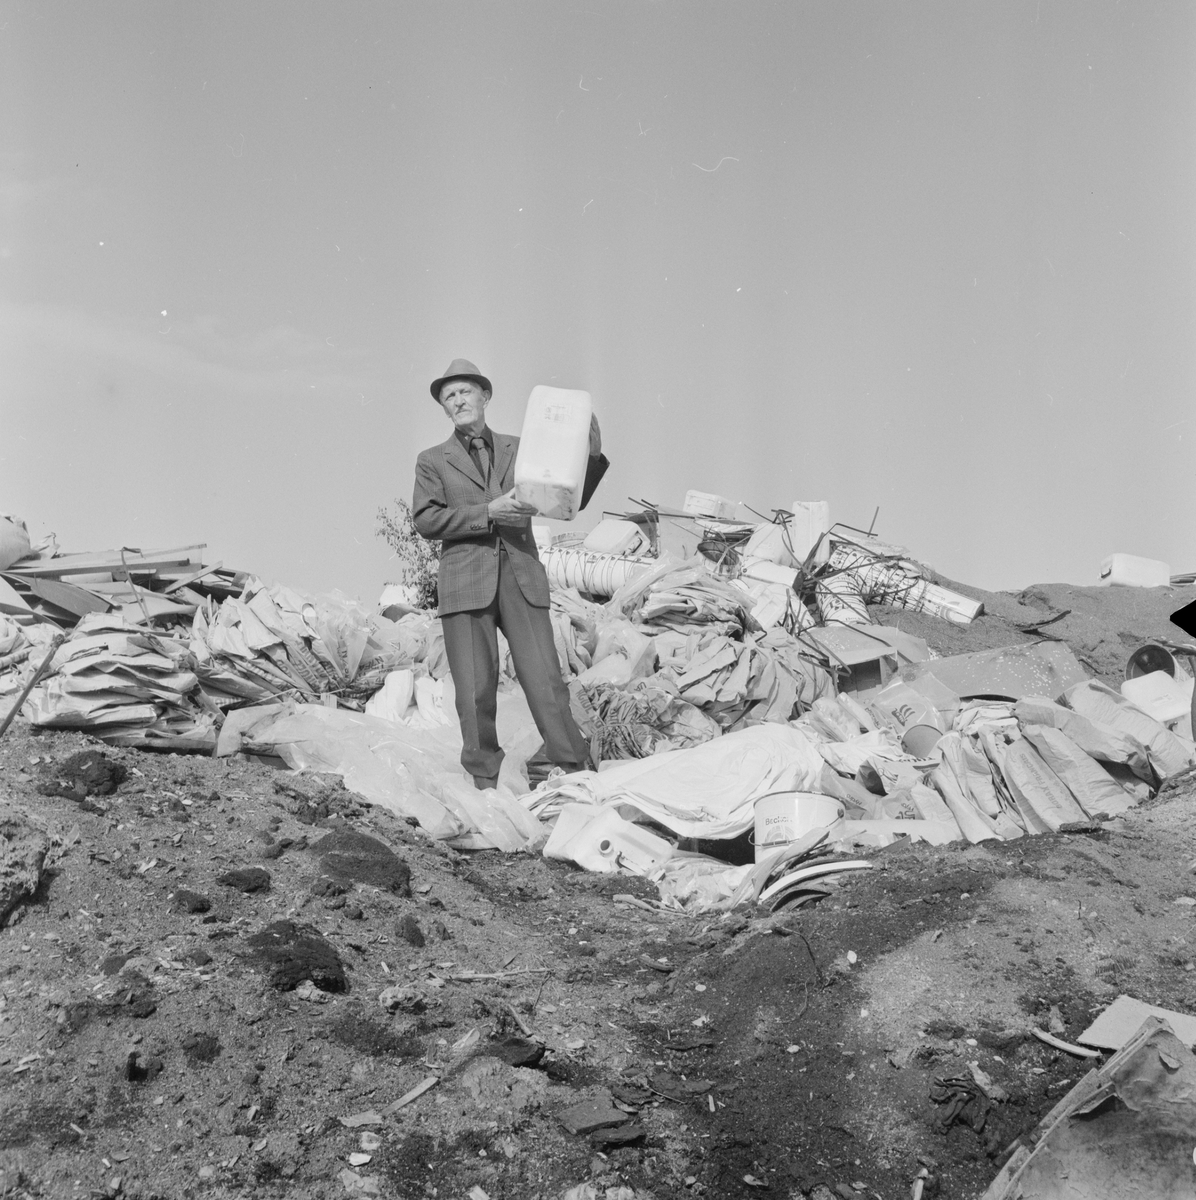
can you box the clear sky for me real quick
[2,2,1193,600]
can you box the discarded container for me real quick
[869,678,954,740]
[753,791,844,861]
[901,724,944,757]
[683,491,737,520]
[378,582,420,620]
[1120,670,1193,727]
[1124,643,1182,680]
[544,805,675,875]
[583,519,645,557]
[1098,553,1171,588]
[741,521,798,569]
[788,501,831,565]
[740,559,798,589]
[513,386,593,521]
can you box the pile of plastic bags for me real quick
[23,614,218,748]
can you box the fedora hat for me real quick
[430,358,492,401]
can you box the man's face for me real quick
[438,379,489,431]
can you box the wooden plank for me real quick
[6,545,207,578]
[163,561,223,595]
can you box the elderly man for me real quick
[413,358,609,790]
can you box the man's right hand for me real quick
[488,489,538,524]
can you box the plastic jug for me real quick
[683,490,737,520]
[789,501,831,565]
[583,518,645,556]
[513,386,592,521]
[741,559,799,589]
[1098,554,1171,588]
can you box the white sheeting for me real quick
[239,691,546,852]
[522,723,827,839]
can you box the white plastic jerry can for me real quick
[789,500,831,565]
[1098,554,1171,588]
[513,385,593,521]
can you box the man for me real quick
[412,358,609,790]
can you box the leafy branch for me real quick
[375,499,440,610]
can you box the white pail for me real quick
[753,791,844,862]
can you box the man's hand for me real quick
[589,413,602,458]
[488,489,538,524]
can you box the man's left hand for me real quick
[589,413,602,458]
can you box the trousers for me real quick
[440,545,591,782]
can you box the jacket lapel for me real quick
[441,434,486,490]
[491,434,516,491]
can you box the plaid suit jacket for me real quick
[413,430,607,616]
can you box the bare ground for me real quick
[1,582,1194,1200]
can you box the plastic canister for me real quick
[683,490,737,520]
[513,386,593,521]
[545,806,675,874]
[1125,643,1178,680]
[583,518,645,556]
[753,791,844,862]
[1120,671,1194,727]
[1098,553,1171,588]
[788,501,831,565]
[740,558,799,589]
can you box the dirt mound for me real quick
[309,826,412,894]
[883,578,1195,684]
[1,583,1194,1199]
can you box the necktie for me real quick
[469,436,491,489]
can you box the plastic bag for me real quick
[0,515,31,572]
[364,669,416,723]
[999,737,1091,832]
[1021,725,1137,819]
[1065,680,1194,781]
[241,699,545,851]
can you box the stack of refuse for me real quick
[520,636,1196,912]
[189,580,416,710]
[571,677,721,760]
[18,581,422,750]
[22,614,220,750]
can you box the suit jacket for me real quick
[412,430,609,616]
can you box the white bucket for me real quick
[753,791,844,862]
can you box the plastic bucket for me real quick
[1125,643,1177,680]
[901,724,945,757]
[753,791,844,862]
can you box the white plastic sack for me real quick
[364,669,416,723]
[241,699,545,851]
[1015,695,1152,782]
[928,763,1002,844]
[1020,725,1137,819]
[0,515,31,572]
[1065,681,1195,781]
[1000,737,1091,832]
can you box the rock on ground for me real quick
[0,803,50,928]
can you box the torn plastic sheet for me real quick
[238,695,546,852]
[522,723,828,840]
